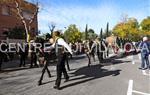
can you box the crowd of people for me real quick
[0,31,150,90]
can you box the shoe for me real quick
[138,67,145,70]
[99,64,103,67]
[53,85,60,90]
[48,74,51,78]
[38,81,42,86]
[144,67,148,70]
[64,77,69,82]
[30,66,33,68]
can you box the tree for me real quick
[85,24,88,40]
[113,17,140,41]
[0,0,39,42]
[48,23,56,37]
[100,28,103,39]
[140,16,150,30]
[106,22,109,38]
[87,28,97,40]
[140,16,150,38]
[64,24,81,43]
[81,28,97,41]
[8,26,26,39]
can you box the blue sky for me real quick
[30,0,149,34]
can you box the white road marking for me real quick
[142,70,147,75]
[127,80,133,95]
[133,90,150,95]
[127,55,135,65]
[127,79,150,95]
[132,61,135,65]
[142,70,150,76]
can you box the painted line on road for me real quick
[127,55,135,65]
[142,70,147,75]
[127,80,133,95]
[133,90,150,95]
[132,61,135,65]
[127,79,150,95]
[142,70,150,76]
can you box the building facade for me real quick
[0,1,38,40]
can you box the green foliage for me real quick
[106,22,109,37]
[87,28,98,40]
[100,28,103,39]
[113,18,140,41]
[8,27,25,39]
[81,28,97,41]
[64,24,81,43]
[140,16,150,30]
[85,24,88,40]
[140,16,150,38]
[112,17,150,41]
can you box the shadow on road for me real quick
[100,59,131,66]
[60,64,121,90]
[0,67,34,73]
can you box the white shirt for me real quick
[45,38,73,55]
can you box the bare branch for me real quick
[49,24,55,33]
[15,0,28,36]
[14,0,25,21]
[29,2,39,25]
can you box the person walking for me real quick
[0,48,2,71]
[45,31,73,90]
[30,40,38,68]
[18,43,28,67]
[38,38,52,85]
[139,36,150,70]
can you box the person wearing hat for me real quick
[45,31,73,90]
[139,36,150,70]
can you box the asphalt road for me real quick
[0,54,149,95]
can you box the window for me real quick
[2,6,11,16]
[22,10,32,20]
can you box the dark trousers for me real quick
[97,52,104,63]
[19,55,26,67]
[86,53,91,66]
[30,53,38,67]
[55,54,69,87]
[0,58,2,70]
[66,55,70,71]
[39,60,51,83]
[90,52,95,62]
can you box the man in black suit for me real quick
[45,31,73,90]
